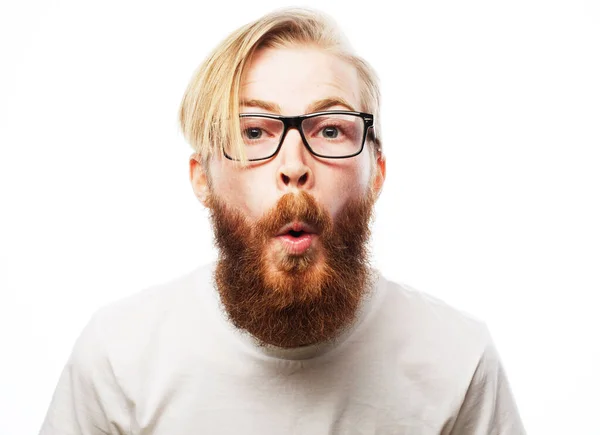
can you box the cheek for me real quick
[319,156,372,216]
[209,163,275,220]
[341,153,373,192]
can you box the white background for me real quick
[1,0,598,434]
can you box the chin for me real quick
[268,239,324,274]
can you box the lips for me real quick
[274,221,318,255]
[275,221,318,237]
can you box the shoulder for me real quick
[376,273,490,345]
[79,263,216,366]
[373,277,526,433]
[366,271,494,380]
[96,262,213,327]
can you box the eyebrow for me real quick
[240,97,357,114]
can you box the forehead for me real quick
[240,46,361,114]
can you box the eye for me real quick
[321,126,340,138]
[244,127,263,139]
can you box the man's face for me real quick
[204,45,380,228]
[190,46,385,348]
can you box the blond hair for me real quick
[179,7,382,165]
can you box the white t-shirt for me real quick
[40,263,526,434]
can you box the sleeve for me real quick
[38,311,132,435]
[450,336,526,435]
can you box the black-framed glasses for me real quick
[223,110,375,161]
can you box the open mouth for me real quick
[275,221,317,237]
[275,222,317,255]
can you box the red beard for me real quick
[208,190,375,349]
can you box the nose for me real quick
[277,127,314,190]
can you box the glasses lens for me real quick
[302,114,364,157]
[227,116,284,160]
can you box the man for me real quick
[40,7,525,434]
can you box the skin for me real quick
[190,45,386,250]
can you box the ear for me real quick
[371,151,386,199]
[189,153,210,207]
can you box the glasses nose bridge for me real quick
[283,116,303,134]
[279,115,307,149]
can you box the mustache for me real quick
[255,191,333,237]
